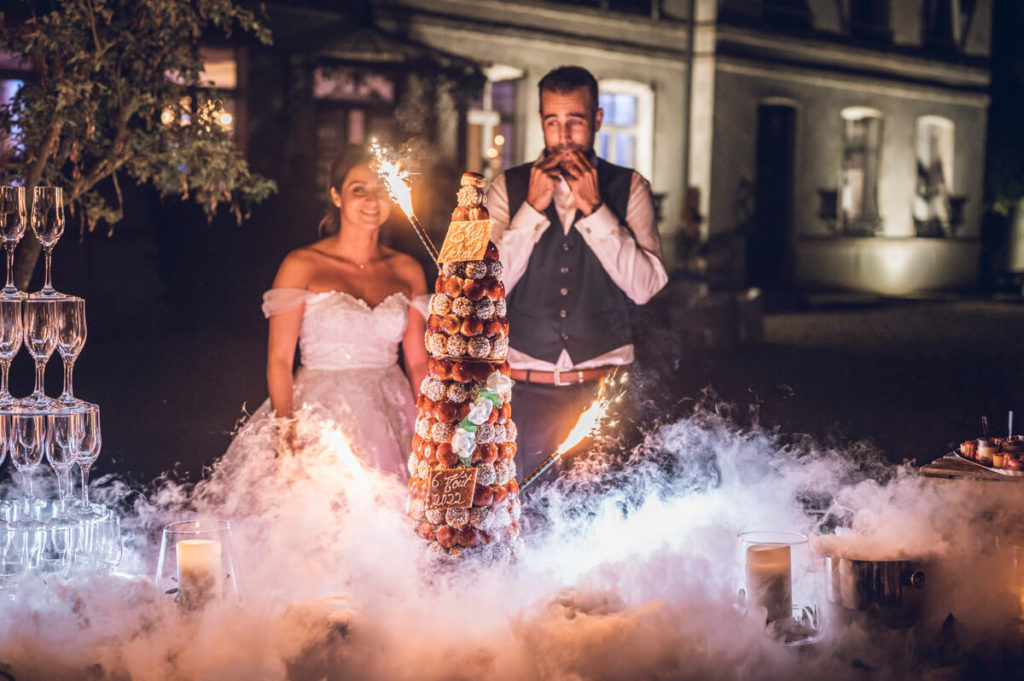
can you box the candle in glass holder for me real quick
[177,539,222,608]
[746,543,792,622]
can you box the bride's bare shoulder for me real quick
[272,244,321,288]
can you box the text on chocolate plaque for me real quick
[426,468,478,509]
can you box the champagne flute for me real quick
[22,297,57,407]
[30,186,64,297]
[48,409,81,519]
[0,186,26,298]
[0,298,22,406]
[9,409,49,527]
[74,403,101,516]
[54,296,86,405]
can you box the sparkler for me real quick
[518,372,626,492]
[370,139,439,265]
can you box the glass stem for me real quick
[33,358,45,399]
[79,464,91,508]
[4,245,13,290]
[43,248,52,292]
[0,358,10,400]
[55,467,69,516]
[61,357,74,400]
[23,470,34,512]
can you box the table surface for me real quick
[921,453,1024,482]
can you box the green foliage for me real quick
[0,0,276,236]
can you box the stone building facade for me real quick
[322,0,993,294]
[5,1,987,296]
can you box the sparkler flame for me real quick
[370,139,415,217]
[369,139,439,264]
[321,424,370,484]
[519,372,626,492]
[555,377,618,455]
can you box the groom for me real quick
[486,65,668,481]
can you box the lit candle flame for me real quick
[370,139,415,217]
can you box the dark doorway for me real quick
[749,104,796,291]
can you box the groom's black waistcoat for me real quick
[504,158,635,365]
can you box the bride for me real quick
[223,147,428,480]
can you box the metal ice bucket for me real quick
[822,554,927,628]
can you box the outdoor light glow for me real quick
[160,109,175,125]
[218,111,233,127]
[494,134,505,146]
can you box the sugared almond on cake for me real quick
[406,172,522,562]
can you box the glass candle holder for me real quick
[738,530,822,645]
[156,519,237,610]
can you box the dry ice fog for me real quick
[0,393,1020,681]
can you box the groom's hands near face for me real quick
[526,150,563,213]
[559,149,601,216]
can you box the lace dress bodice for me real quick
[299,291,409,370]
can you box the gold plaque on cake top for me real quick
[437,219,492,263]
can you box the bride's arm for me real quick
[403,308,427,395]
[266,253,310,419]
[399,256,429,395]
[267,310,303,418]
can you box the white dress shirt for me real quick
[487,164,669,372]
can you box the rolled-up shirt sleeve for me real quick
[574,172,669,305]
[487,173,550,294]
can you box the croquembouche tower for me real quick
[406,172,522,561]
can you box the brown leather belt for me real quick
[509,367,611,386]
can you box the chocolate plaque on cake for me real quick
[426,467,478,509]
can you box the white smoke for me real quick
[0,400,1021,680]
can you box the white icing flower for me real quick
[467,397,493,425]
[451,427,476,459]
[486,371,513,398]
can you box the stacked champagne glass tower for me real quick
[0,185,120,587]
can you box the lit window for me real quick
[596,79,653,179]
[0,52,29,163]
[0,79,24,160]
[180,47,240,137]
[199,47,237,89]
[838,106,884,235]
[313,67,395,103]
[913,116,955,237]
[466,64,522,181]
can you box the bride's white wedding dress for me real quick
[216,289,424,483]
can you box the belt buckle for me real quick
[553,369,563,386]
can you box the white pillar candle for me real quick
[746,543,792,622]
[177,539,222,608]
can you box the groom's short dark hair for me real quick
[538,66,599,114]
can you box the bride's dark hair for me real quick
[318,145,378,237]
